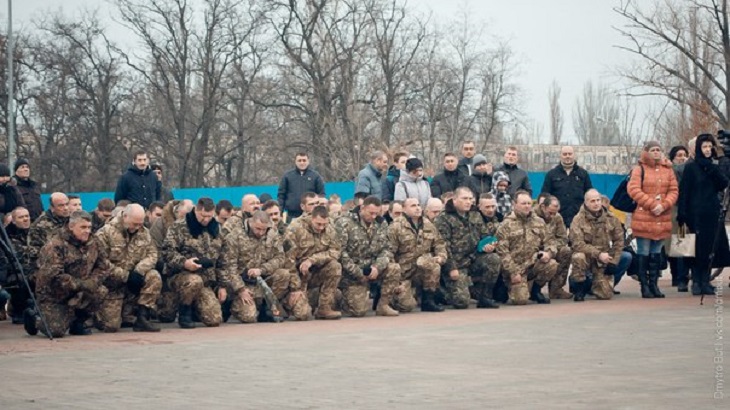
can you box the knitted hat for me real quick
[643,140,661,151]
[473,154,488,167]
[14,158,30,172]
[0,163,10,177]
[405,157,424,172]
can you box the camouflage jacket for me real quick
[96,214,158,291]
[535,207,569,249]
[91,211,107,234]
[283,214,341,274]
[224,219,293,293]
[434,201,487,272]
[29,210,68,256]
[496,211,557,276]
[334,210,392,283]
[388,215,447,273]
[480,213,502,237]
[221,211,253,238]
[35,227,110,303]
[569,206,624,262]
[162,211,229,287]
[5,223,36,279]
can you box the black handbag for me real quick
[610,166,644,213]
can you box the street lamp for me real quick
[6,0,14,173]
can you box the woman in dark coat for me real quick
[677,134,730,295]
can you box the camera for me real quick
[717,130,730,153]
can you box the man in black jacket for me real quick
[494,146,531,197]
[540,146,593,228]
[457,141,477,176]
[278,152,325,221]
[114,150,160,209]
[12,158,43,221]
[431,153,470,198]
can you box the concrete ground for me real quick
[0,277,728,410]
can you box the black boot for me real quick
[134,305,161,332]
[221,299,232,323]
[636,255,653,298]
[69,311,92,336]
[676,257,689,292]
[177,304,196,329]
[476,282,500,309]
[699,269,717,295]
[23,307,39,336]
[691,265,702,295]
[669,257,678,287]
[648,253,665,298]
[420,290,444,312]
[529,283,550,304]
[573,280,586,302]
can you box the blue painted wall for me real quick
[42,174,625,212]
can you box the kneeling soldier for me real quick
[224,211,310,322]
[25,211,110,337]
[162,198,230,329]
[95,204,161,332]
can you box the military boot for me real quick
[134,305,161,332]
[476,282,500,309]
[23,307,39,336]
[647,253,665,298]
[636,255,653,298]
[529,283,550,304]
[375,298,399,317]
[420,290,444,312]
[177,304,196,329]
[549,286,573,300]
[315,307,342,320]
[573,281,587,302]
[69,311,92,336]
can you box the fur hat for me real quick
[643,140,661,151]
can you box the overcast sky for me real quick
[5,0,640,143]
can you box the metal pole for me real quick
[6,0,14,173]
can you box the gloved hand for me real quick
[76,278,97,292]
[195,257,215,269]
[127,270,145,295]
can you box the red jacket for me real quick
[628,152,679,241]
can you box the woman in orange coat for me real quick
[627,141,679,298]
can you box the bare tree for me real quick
[573,81,622,145]
[548,80,563,145]
[615,0,729,130]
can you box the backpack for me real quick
[610,166,644,213]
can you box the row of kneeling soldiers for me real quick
[15,186,632,338]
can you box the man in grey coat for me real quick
[355,151,388,199]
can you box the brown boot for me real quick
[315,307,342,320]
[375,299,399,317]
[549,287,573,299]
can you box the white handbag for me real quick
[669,225,696,258]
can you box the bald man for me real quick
[95,204,162,332]
[29,192,71,267]
[424,197,444,222]
[541,146,593,228]
[222,194,261,237]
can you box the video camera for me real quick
[717,129,730,153]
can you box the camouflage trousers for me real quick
[230,269,311,323]
[570,252,614,300]
[548,246,573,294]
[156,276,178,323]
[170,272,222,327]
[391,255,442,312]
[36,286,108,338]
[502,259,558,305]
[340,263,400,317]
[96,270,162,332]
[302,260,342,313]
[443,253,501,309]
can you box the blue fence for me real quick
[41,173,626,212]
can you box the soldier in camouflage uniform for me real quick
[224,211,310,323]
[283,205,342,320]
[535,196,573,299]
[496,190,558,305]
[262,200,288,236]
[221,194,261,237]
[569,189,625,301]
[388,198,447,312]
[24,211,110,337]
[434,187,501,309]
[477,193,506,304]
[334,196,400,317]
[3,207,35,323]
[95,204,161,332]
[162,198,231,328]
[285,192,319,232]
[28,192,71,265]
